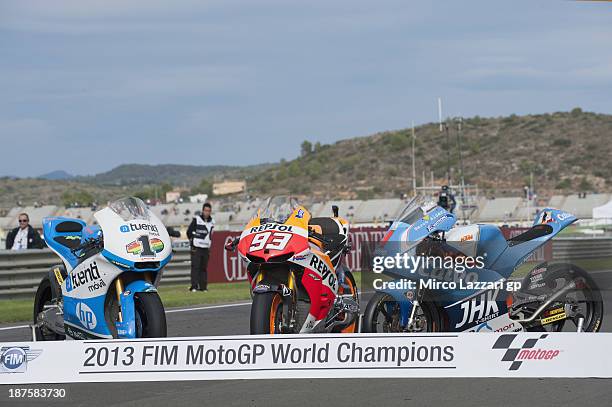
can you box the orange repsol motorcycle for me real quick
[225,196,359,334]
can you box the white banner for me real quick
[0,333,610,384]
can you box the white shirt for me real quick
[11,227,29,250]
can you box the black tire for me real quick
[363,291,440,333]
[250,292,283,335]
[33,276,65,341]
[134,292,167,338]
[524,263,603,333]
[331,270,360,333]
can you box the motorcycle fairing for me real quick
[488,208,577,276]
[63,294,113,339]
[300,249,339,322]
[386,206,456,248]
[61,254,119,299]
[43,217,88,271]
[94,207,173,272]
[60,254,119,338]
[238,224,309,263]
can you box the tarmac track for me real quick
[2,272,612,407]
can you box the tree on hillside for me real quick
[62,190,95,207]
[301,140,313,157]
[191,178,213,196]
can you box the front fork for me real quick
[113,272,155,338]
[253,270,297,333]
[115,278,124,322]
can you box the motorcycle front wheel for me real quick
[134,292,167,338]
[363,291,440,333]
[250,292,284,334]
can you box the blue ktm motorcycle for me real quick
[33,197,172,340]
[363,196,603,333]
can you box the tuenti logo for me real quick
[0,347,42,373]
[492,334,560,371]
[120,223,159,233]
[66,261,101,292]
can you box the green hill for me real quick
[2,109,611,207]
[79,163,272,186]
[247,109,612,199]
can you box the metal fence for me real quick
[0,249,193,300]
[0,237,611,300]
[552,238,612,261]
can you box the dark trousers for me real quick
[190,247,210,290]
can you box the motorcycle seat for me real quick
[506,224,553,247]
[309,217,348,260]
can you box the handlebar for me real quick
[224,237,239,251]
[307,228,332,245]
[71,237,103,257]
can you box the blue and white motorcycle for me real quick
[363,196,603,333]
[33,197,172,340]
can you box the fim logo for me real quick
[492,334,560,371]
[0,347,42,373]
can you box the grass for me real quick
[1,273,368,325]
[0,282,253,325]
[1,299,34,324]
[158,281,252,307]
[3,261,610,324]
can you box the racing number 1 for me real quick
[249,232,292,252]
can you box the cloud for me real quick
[1,1,612,176]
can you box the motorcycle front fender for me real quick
[115,280,158,338]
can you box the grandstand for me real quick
[1,193,612,242]
[557,193,610,219]
[351,199,405,224]
[474,197,522,223]
[313,200,364,220]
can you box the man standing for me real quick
[437,185,457,213]
[5,213,45,250]
[187,203,214,292]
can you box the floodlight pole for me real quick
[456,117,467,222]
[438,98,451,186]
[411,121,417,196]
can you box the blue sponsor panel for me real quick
[63,295,112,337]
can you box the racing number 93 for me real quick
[249,232,292,252]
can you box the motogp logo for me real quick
[492,334,560,371]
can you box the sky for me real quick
[1,0,611,177]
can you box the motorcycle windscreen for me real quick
[94,205,172,267]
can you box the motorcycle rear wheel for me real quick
[523,263,603,332]
[33,276,65,341]
[331,271,360,333]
